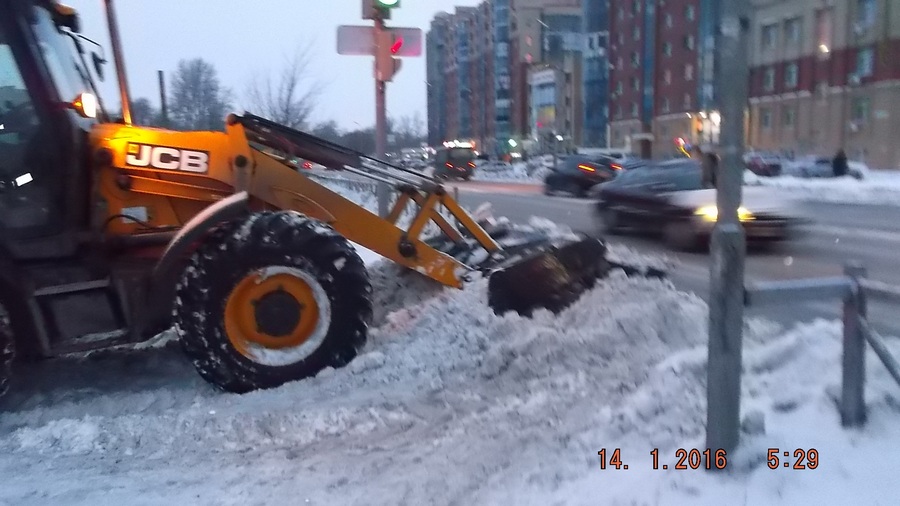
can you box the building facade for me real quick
[747,0,900,169]
[608,0,710,158]
[426,14,451,147]
[582,0,610,147]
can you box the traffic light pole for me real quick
[374,14,390,217]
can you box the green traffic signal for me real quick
[376,0,399,7]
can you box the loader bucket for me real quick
[487,237,611,316]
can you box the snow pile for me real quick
[1,266,899,503]
[745,169,900,206]
[474,161,547,183]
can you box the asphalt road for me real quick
[449,181,900,337]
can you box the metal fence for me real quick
[745,262,900,427]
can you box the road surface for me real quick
[449,181,900,336]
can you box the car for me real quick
[433,146,476,180]
[543,155,626,197]
[743,152,784,176]
[782,156,869,180]
[593,159,802,250]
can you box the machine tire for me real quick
[0,304,15,398]
[663,221,703,251]
[173,211,373,393]
[599,208,623,235]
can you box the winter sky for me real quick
[65,1,482,131]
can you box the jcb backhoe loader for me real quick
[0,0,626,396]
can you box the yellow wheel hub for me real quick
[224,266,325,362]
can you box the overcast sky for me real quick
[66,1,481,131]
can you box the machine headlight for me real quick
[71,92,97,119]
[694,205,754,222]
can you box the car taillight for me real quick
[611,163,622,170]
[302,161,312,169]
[445,162,453,168]
[578,164,596,173]
[468,162,475,167]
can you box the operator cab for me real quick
[0,1,102,256]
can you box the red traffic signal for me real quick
[390,37,403,54]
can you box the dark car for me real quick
[593,159,801,250]
[743,152,783,176]
[543,155,630,197]
[433,147,476,180]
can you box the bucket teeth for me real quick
[487,237,611,316]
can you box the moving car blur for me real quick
[543,155,642,197]
[782,156,870,180]
[433,145,477,180]
[592,159,803,250]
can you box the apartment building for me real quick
[582,0,610,147]
[608,0,705,158]
[747,0,900,169]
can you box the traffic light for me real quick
[375,30,402,82]
[363,0,398,20]
[375,0,400,8]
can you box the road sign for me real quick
[337,25,376,55]
[337,25,423,57]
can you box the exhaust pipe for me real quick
[102,0,132,126]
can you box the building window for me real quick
[632,0,640,16]
[761,23,777,51]
[785,17,802,45]
[684,35,695,50]
[816,8,834,51]
[631,102,639,117]
[618,7,625,20]
[852,97,870,121]
[631,76,640,91]
[763,67,775,92]
[664,69,672,84]
[665,13,673,28]
[633,25,640,41]
[856,47,874,77]
[631,51,640,67]
[686,4,695,21]
[685,64,694,81]
[616,104,622,119]
[785,63,799,88]
[618,32,625,45]
[662,97,670,113]
[783,107,795,127]
[663,42,672,56]
[858,0,877,28]
[683,93,691,109]
[616,81,623,95]
[761,107,772,128]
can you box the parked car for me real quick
[592,159,802,250]
[543,155,627,197]
[743,152,784,176]
[433,146,477,180]
[782,156,869,180]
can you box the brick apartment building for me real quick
[608,0,709,158]
[747,0,900,169]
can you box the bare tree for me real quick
[168,58,232,131]
[311,120,343,144]
[245,44,321,130]
[390,112,426,149]
[130,97,156,126]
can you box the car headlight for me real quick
[695,205,754,222]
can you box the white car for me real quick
[782,156,869,180]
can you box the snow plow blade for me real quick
[487,237,611,316]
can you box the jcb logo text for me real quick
[125,143,210,173]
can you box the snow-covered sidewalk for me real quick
[747,169,900,206]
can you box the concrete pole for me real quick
[374,15,390,216]
[157,70,168,127]
[705,0,750,455]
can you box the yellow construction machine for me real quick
[0,0,632,396]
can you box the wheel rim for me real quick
[224,266,332,367]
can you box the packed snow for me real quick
[745,169,900,206]
[1,176,898,505]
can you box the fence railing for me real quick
[745,262,900,426]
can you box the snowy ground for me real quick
[473,161,550,183]
[746,169,900,206]
[1,181,898,505]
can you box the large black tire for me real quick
[0,304,14,398]
[172,211,373,393]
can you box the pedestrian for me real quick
[701,150,719,189]
[832,149,849,178]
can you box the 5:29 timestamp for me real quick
[767,448,818,469]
